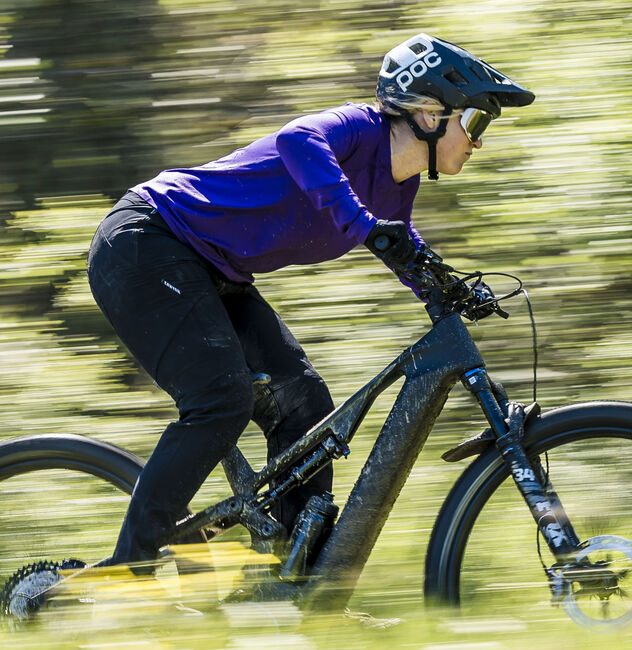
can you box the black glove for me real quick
[364,220,417,266]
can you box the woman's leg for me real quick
[222,286,335,533]
[88,195,254,565]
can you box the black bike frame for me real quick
[170,311,582,611]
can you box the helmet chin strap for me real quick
[403,108,453,181]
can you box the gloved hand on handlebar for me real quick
[364,220,417,267]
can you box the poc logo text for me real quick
[396,52,442,92]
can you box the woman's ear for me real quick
[418,110,440,132]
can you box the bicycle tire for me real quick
[0,434,144,574]
[0,433,144,490]
[0,433,203,578]
[424,401,632,614]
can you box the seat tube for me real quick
[463,368,580,559]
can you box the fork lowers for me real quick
[463,367,581,558]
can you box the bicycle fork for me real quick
[463,368,582,560]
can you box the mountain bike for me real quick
[1,244,631,631]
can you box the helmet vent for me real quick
[384,58,400,74]
[443,68,467,85]
[467,59,493,82]
[490,70,508,85]
[409,42,427,55]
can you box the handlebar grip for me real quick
[373,234,391,252]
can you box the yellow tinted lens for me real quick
[461,108,493,142]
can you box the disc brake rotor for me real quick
[561,535,632,630]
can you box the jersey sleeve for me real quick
[407,221,425,249]
[275,106,378,244]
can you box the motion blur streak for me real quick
[0,1,631,647]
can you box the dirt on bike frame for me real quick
[167,249,583,613]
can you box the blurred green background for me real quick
[1,0,631,647]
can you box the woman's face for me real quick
[435,112,483,175]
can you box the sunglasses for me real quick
[460,107,494,143]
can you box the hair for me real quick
[375,93,445,116]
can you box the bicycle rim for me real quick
[0,435,142,579]
[425,402,632,624]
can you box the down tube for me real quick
[305,314,485,611]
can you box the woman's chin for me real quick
[438,164,463,176]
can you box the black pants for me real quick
[87,191,334,565]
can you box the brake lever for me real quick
[460,295,510,321]
[398,247,511,319]
[415,246,455,274]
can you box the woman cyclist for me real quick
[87,33,534,571]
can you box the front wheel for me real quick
[424,401,632,627]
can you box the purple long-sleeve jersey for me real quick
[131,102,422,284]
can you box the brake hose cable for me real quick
[521,288,538,405]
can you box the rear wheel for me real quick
[424,401,632,629]
[0,434,213,623]
[0,434,144,579]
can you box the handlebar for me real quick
[374,235,536,400]
[387,244,516,323]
